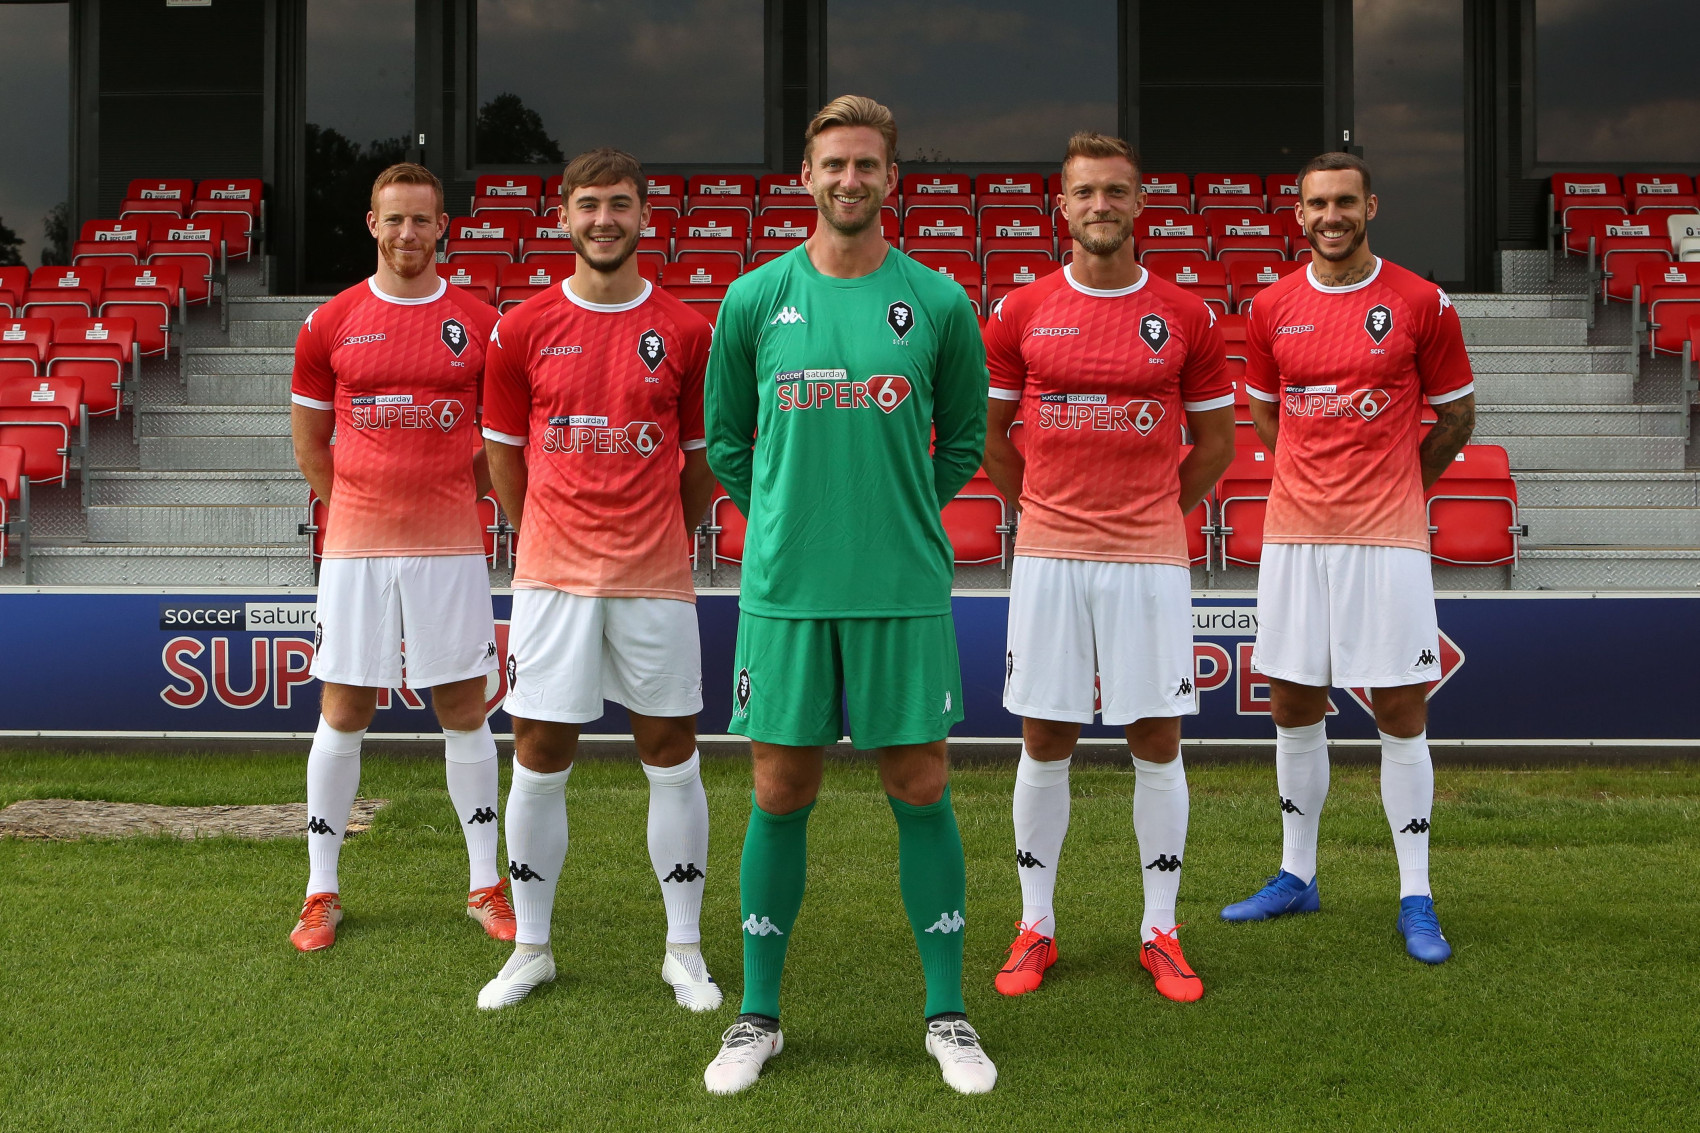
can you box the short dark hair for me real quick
[1297,152,1373,198]
[561,147,647,205]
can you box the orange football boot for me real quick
[290,892,343,952]
[468,878,517,941]
[995,920,1057,996]
[1140,925,1203,1002]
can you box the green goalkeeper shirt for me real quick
[705,243,989,618]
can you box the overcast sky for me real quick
[0,3,69,266]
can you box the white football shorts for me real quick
[503,589,703,724]
[1004,555,1198,726]
[1251,542,1441,689]
[311,554,497,689]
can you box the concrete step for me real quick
[1521,506,1700,545]
[12,543,314,586]
[141,435,297,470]
[1459,317,1588,346]
[1488,434,1687,471]
[1512,471,1700,507]
[1450,293,1589,319]
[1514,547,1700,590]
[89,470,305,506]
[184,346,294,378]
[227,295,331,324]
[85,503,302,545]
[1466,345,1634,373]
[1475,404,1687,437]
[1473,372,1634,405]
[140,405,289,438]
[229,319,304,348]
[188,371,291,406]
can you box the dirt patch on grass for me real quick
[0,799,388,841]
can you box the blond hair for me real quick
[1062,132,1142,184]
[561,147,648,204]
[369,162,444,216]
[804,94,898,164]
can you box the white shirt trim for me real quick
[482,426,526,447]
[681,437,708,451]
[1245,385,1278,402]
[291,393,332,410]
[988,387,1022,401]
[1304,257,1382,294]
[366,275,448,305]
[1183,393,1236,412]
[562,277,653,312]
[1063,263,1149,298]
[1426,382,1474,405]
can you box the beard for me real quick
[1305,221,1367,262]
[1069,213,1132,256]
[570,226,641,272]
[812,183,881,236]
[379,240,435,279]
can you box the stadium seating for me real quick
[759,173,811,209]
[445,217,521,264]
[1551,174,1627,256]
[942,492,1007,565]
[443,262,498,305]
[975,173,1046,213]
[1135,210,1209,263]
[21,265,102,328]
[688,174,757,218]
[986,258,1059,306]
[1670,214,1700,260]
[902,173,972,211]
[119,196,186,222]
[0,318,52,372]
[752,208,816,256]
[1624,174,1692,199]
[1208,213,1289,266]
[1139,173,1190,210]
[675,211,748,266]
[496,263,564,311]
[0,442,25,566]
[0,386,84,490]
[911,254,984,309]
[644,174,686,215]
[72,219,148,266]
[1266,173,1301,206]
[0,266,26,316]
[146,221,225,304]
[1426,444,1523,567]
[1196,174,1264,213]
[665,255,739,300]
[1215,445,1273,567]
[1153,261,1230,315]
[521,218,576,263]
[1592,217,1673,304]
[903,207,974,259]
[1635,261,1700,356]
[46,317,136,418]
[1229,260,1303,312]
[475,174,542,205]
[980,208,1053,269]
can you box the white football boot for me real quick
[477,947,556,1010]
[662,944,724,1012]
[703,1019,783,1095]
[925,1016,998,1094]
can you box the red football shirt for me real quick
[482,279,710,601]
[290,277,497,558]
[984,265,1233,565]
[1243,257,1475,550]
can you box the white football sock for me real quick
[1379,730,1434,898]
[305,718,364,898]
[1012,750,1071,937]
[444,724,501,891]
[1132,752,1188,943]
[506,762,571,946]
[643,752,710,945]
[1276,721,1329,884]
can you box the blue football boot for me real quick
[1219,870,1320,922]
[1396,896,1452,964]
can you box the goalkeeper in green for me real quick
[701,95,993,1097]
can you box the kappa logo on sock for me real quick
[663,862,705,883]
[1145,854,1183,872]
[924,909,966,934]
[743,914,784,936]
[1014,849,1046,869]
[509,860,546,882]
[1400,818,1430,834]
[1279,796,1305,815]
[467,806,497,825]
[306,815,335,835]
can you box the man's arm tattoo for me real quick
[1419,394,1476,489]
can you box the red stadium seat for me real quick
[1196,174,1265,213]
[1425,444,1521,567]
[127,178,194,202]
[496,263,565,311]
[1208,213,1288,266]
[73,219,150,266]
[1229,260,1303,313]
[902,172,972,211]
[1138,173,1191,210]
[910,254,983,310]
[189,183,262,260]
[986,258,1060,306]
[1637,262,1700,356]
[0,318,54,371]
[0,442,25,564]
[1153,261,1230,315]
[638,214,675,260]
[1266,173,1301,205]
[475,174,542,201]
[1216,445,1274,567]
[1177,445,1212,565]
[47,317,136,418]
[709,495,745,566]
[902,207,974,258]
[942,492,1006,565]
[22,265,103,327]
[0,266,27,316]
[1551,174,1627,256]
[443,262,498,305]
[974,172,1046,213]
[675,210,749,266]
[753,207,817,256]
[445,217,520,265]
[520,219,576,263]
[100,263,181,358]
[980,207,1052,265]
[303,490,327,565]
[0,395,82,489]
[688,174,757,218]
[478,495,502,568]
[645,174,686,211]
[664,255,740,300]
[1135,210,1208,263]
[1595,218,1673,304]
[472,194,538,218]
[147,222,226,304]
[118,197,185,223]
[1625,173,1693,200]
[1634,199,1700,226]
[758,173,811,208]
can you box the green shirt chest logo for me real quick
[775,370,911,414]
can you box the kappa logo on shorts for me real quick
[887,301,915,340]
[637,328,667,374]
[1364,304,1394,345]
[735,667,751,716]
[1176,677,1193,696]
[1417,648,1437,667]
[484,641,497,659]
[943,690,952,713]
[1140,312,1171,353]
[441,318,470,357]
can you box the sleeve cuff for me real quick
[290,393,332,411]
[1425,382,1475,405]
[1244,385,1278,402]
[681,437,708,451]
[1183,393,1236,412]
[481,427,527,447]
[988,387,1022,401]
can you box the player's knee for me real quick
[513,718,577,773]
[1126,716,1181,762]
[879,743,949,806]
[1370,685,1427,738]
[430,676,491,732]
[1269,679,1329,729]
[1022,718,1080,760]
[319,684,378,732]
[633,714,698,768]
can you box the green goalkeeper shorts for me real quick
[728,612,965,749]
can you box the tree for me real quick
[303,123,410,288]
[0,215,22,267]
[40,202,68,266]
[477,93,564,165]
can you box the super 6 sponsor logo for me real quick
[1282,384,1390,421]
[774,370,911,414]
[349,394,465,432]
[541,416,664,457]
[1036,393,1164,436]
[159,602,318,631]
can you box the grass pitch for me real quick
[1,749,1696,1132]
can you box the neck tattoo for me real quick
[1316,259,1375,287]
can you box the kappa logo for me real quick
[342,332,386,347]
[663,862,706,883]
[484,641,497,659]
[1176,677,1193,696]
[743,914,784,936]
[467,806,497,825]
[735,667,751,716]
[1145,854,1183,872]
[1140,312,1171,353]
[887,301,915,339]
[924,910,966,934]
[1351,389,1391,420]
[1438,289,1453,313]
[943,690,952,713]
[638,328,667,373]
[1399,818,1430,834]
[770,305,807,325]
[1417,649,1437,667]
[1346,630,1465,717]
[307,815,335,835]
[1014,849,1046,869]
[1364,304,1394,344]
[1279,796,1304,814]
[509,861,546,882]
[441,318,469,357]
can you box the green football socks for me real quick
[890,788,968,1018]
[738,796,813,1020]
